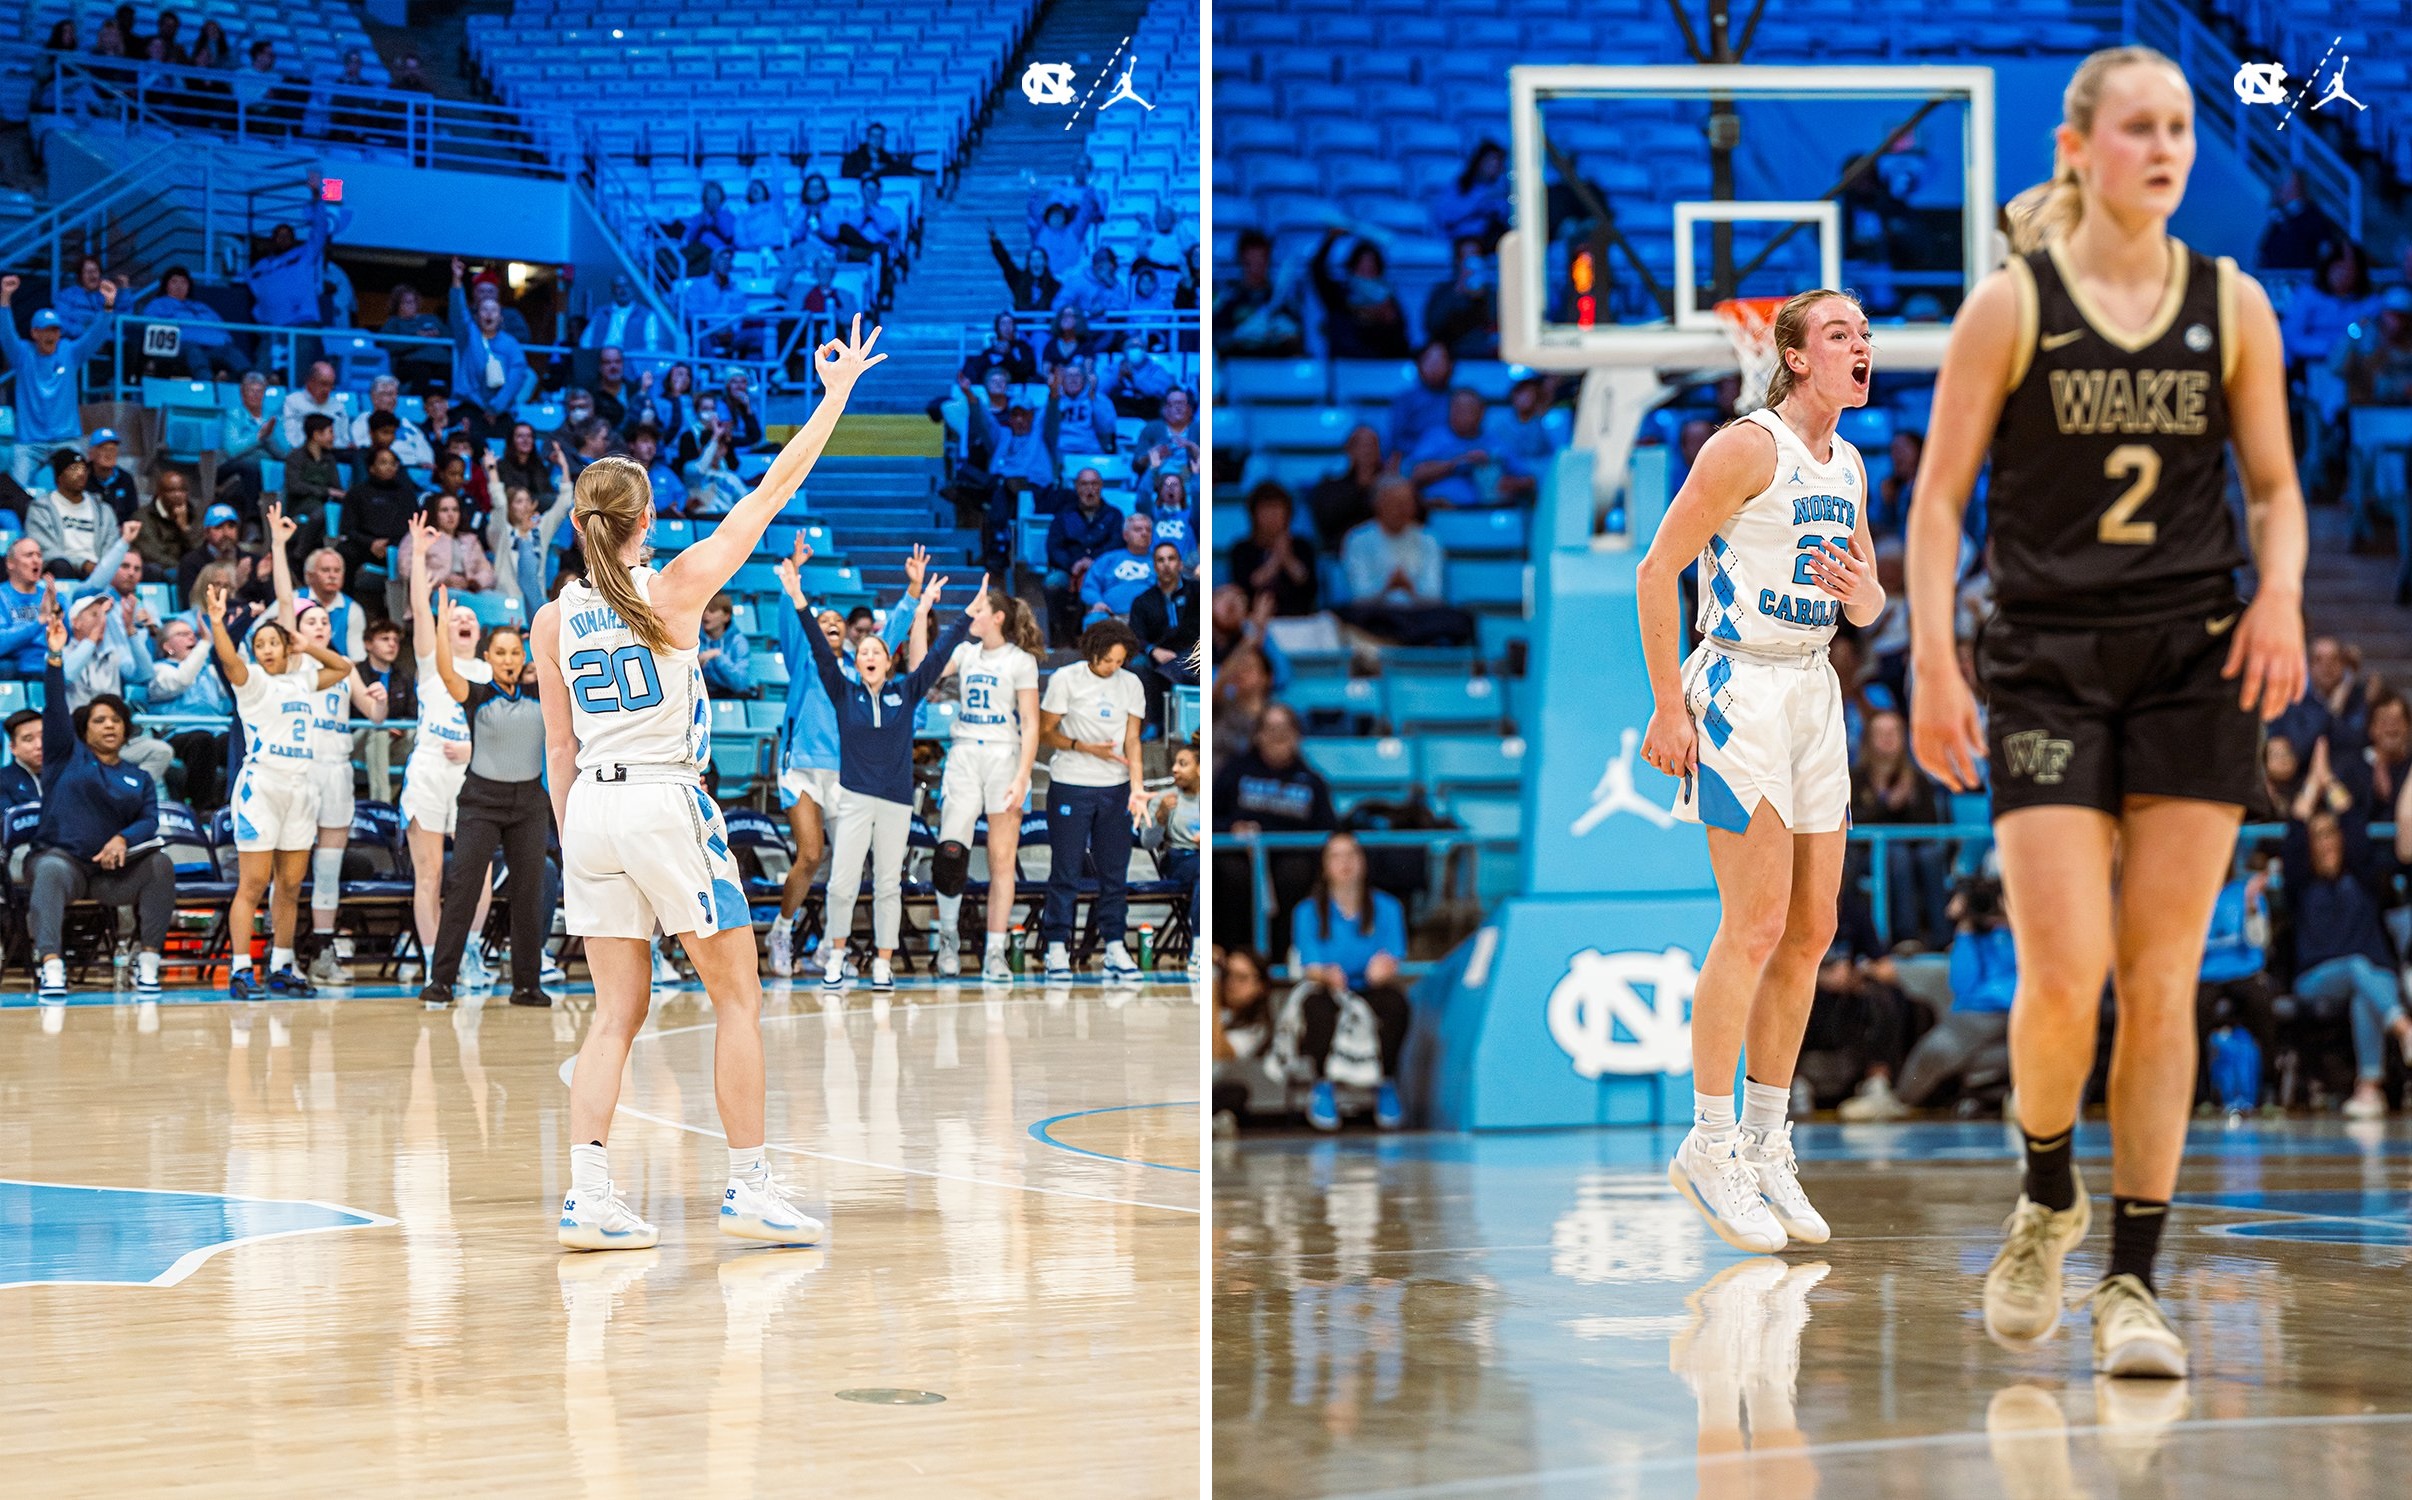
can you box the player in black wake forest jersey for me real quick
[1904,46,2307,1379]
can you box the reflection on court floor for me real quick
[1212,1122,2412,1500]
[2,978,1199,1497]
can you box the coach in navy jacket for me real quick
[27,647,175,993]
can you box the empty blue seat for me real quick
[1424,734,1524,791]
[1331,360,1416,405]
[1285,675,1381,720]
[1388,673,1505,730]
[1222,361,1325,405]
[1300,736,1415,792]
[1445,559,1525,608]
[1427,508,1528,555]
[1247,406,1356,449]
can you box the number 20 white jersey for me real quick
[1693,407,1865,654]
[557,567,708,775]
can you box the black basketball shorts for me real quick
[1977,601,2263,817]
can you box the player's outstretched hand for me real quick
[1639,700,1697,782]
[2224,589,2306,722]
[1911,655,1988,793]
[814,314,886,397]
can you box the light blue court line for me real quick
[1027,1102,1201,1174]
[0,1180,395,1289]
[0,972,1197,1010]
[577,997,1203,1214]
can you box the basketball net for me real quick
[1715,296,1789,415]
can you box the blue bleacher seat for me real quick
[1387,673,1505,730]
[1423,734,1524,792]
[1301,735,1416,794]
[1221,361,1326,405]
[1247,406,1357,450]
[1331,360,1416,405]
[1427,508,1528,556]
[1445,559,1525,609]
[1284,675,1381,721]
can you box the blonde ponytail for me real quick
[572,455,674,654]
[2006,45,2187,254]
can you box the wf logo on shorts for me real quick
[2001,730,2074,785]
[1547,947,1696,1078]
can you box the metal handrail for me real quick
[18,46,547,178]
[1221,820,2329,964]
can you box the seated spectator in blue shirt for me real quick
[626,423,687,516]
[1334,476,1476,648]
[1490,374,1567,469]
[1142,470,1198,566]
[699,592,755,700]
[53,256,116,339]
[0,536,47,679]
[788,174,847,257]
[685,248,757,360]
[734,179,788,252]
[838,176,907,266]
[0,708,39,806]
[1407,389,1536,507]
[2282,777,2412,1119]
[1081,512,1160,625]
[448,257,533,443]
[1054,249,1128,320]
[682,182,738,261]
[1043,467,1123,646]
[1044,362,1117,460]
[1388,341,1456,458]
[1286,829,1413,1130]
[25,624,176,1000]
[140,264,245,382]
[579,275,677,372]
[1894,876,2019,1108]
[379,282,451,390]
[245,180,350,329]
[1131,387,1198,497]
[1428,141,1511,250]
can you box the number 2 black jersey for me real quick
[1984,240,2244,625]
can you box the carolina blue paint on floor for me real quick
[0,1180,393,1288]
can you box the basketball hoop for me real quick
[1714,296,1789,414]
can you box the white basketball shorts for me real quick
[312,756,355,832]
[777,766,840,814]
[562,773,753,940]
[399,753,469,836]
[1671,641,1849,836]
[938,740,1026,845]
[231,763,324,853]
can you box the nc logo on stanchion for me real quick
[1546,947,1696,1078]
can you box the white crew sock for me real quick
[1741,1079,1790,1137]
[571,1142,610,1197]
[934,891,962,931]
[1694,1090,1738,1144]
[270,946,296,971]
[985,931,1008,954]
[232,954,254,972]
[768,913,792,937]
[728,1145,767,1184]
[311,846,343,920]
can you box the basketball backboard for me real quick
[1502,64,1998,374]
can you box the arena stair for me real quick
[869,0,1161,409]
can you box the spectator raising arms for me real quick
[449,257,534,443]
[1309,229,1410,360]
[244,177,350,335]
[24,587,177,1002]
[0,273,118,487]
[988,228,1059,314]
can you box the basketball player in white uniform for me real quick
[931,583,1043,981]
[536,315,884,1251]
[205,580,355,1000]
[1636,289,1887,1253]
[402,538,495,981]
[263,506,387,987]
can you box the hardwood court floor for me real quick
[1213,1122,2412,1500]
[2,976,1199,1499]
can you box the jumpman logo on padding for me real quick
[1571,727,1677,835]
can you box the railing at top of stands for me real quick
[11,45,550,179]
[1222,823,2325,969]
[104,313,785,404]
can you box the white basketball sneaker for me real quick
[936,930,961,978]
[2090,1273,2188,1378]
[766,917,794,978]
[1668,1128,1787,1253]
[981,943,1013,984]
[1984,1166,2092,1345]
[557,1184,659,1251]
[1100,942,1141,983]
[1741,1120,1830,1244]
[870,957,895,992]
[720,1176,827,1245]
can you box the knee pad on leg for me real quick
[933,840,971,897]
[310,845,344,913]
